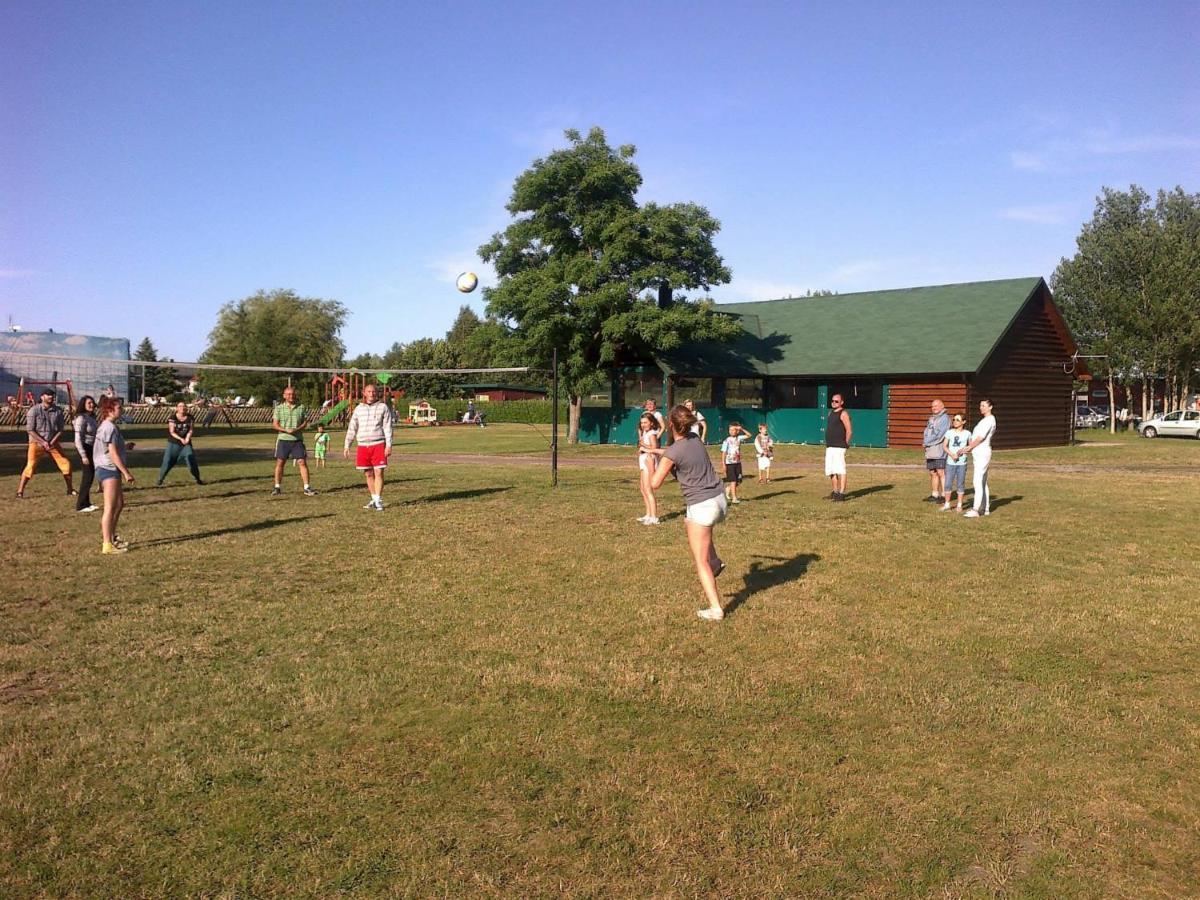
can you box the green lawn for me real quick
[2,426,1198,896]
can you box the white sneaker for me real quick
[963,509,980,518]
[644,516,660,525]
[983,509,990,516]
[373,501,384,511]
[636,515,650,523]
[78,505,99,513]
[697,607,725,621]
[363,500,376,509]
[939,504,951,512]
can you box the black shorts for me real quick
[275,440,307,460]
[925,458,946,471]
[724,462,743,484]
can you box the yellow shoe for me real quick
[102,542,128,555]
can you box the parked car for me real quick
[1075,406,1105,428]
[1139,409,1200,439]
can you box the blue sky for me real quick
[2,1,1197,360]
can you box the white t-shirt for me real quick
[754,433,773,458]
[970,415,996,457]
[689,410,705,436]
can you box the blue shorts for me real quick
[97,466,121,483]
[925,457,946,470]
[945,465,966,492]
[275,440,307,460]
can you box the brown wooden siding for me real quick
[967,286,1075,449]
[887,382,968,448]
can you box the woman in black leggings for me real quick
[72,395,98,513]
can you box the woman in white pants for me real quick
[963,399,996,518]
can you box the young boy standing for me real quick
[753,423,774,484]
[313,424,330,468]
[720,423,751,504]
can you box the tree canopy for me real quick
[1053,185,1200,421]
[479,126,740,440]
[199,289,346,404]
[132,337,179,398]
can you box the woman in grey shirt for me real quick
[650,405,728,620]
[73,395,99,513]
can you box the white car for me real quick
[1140,409,1200,439]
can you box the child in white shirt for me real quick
[753,423,774,484]
[720,423,751,503]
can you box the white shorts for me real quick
[685,493,727,527]
[757,455,772,471]
[824,447,847,476]
[638,452,654,473]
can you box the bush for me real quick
[415,398,568,425]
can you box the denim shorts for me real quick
[945,465,966,492]
[96,466,121,483]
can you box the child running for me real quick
[313,424,330,469]
[941,413,970,511]
[753,422,774,484]
[720,422,751,504]
[635,412,661,525]
[649,405,728,621]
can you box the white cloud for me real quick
[998,203,1075,225]
[1011,124,1200,173]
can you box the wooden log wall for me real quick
[967,288,1074,449]
[887,382,969,448]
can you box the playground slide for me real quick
[317,398,349,426]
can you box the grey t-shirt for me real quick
[93,420,125,470]
[663,434,724,506]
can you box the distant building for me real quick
[461,383,548,402]
[0,331,130,406]
[579,277,1088,449]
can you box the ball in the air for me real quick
[456,272,479,293]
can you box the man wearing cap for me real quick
[922,399,951,503]
[16,389,75,499]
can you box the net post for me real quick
[551,347,559,488]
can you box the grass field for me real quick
[2,424,1199,896]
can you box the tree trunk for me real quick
[568,394,582,444]
[1107,373,1116,433]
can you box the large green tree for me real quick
[200,289,347,405]
[1053,185,1200,425]
[479,127,740,441]
[133,337,179,399]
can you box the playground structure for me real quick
[2,378,77,427]
[407,400,438,425]
[317,370,405,427]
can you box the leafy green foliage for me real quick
[199,289,347,405]
[133,337,180,398]
[1054,185,1200,414]
[478,127,740,439]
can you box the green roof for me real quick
[658,277,1047,377]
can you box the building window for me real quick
[768,379,819,408]
[725,378,764,407]
[673,376,713,407]
[827,379,884,409]
[621,370,663,408]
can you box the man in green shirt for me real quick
[272,386,316,496]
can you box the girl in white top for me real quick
[963,399,996,517]
[636,413,661,525]
[753,423,774,484]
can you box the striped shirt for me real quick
[345,401,394,450]
[273,402,306,442]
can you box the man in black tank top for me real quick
[824,393,852,500]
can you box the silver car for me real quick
[1140,409,1200,439]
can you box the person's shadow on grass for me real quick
[135,513,337,548]
[989,494,1023,510]
[724,552,820,615]
[410,486,513,504]
[745,489,797,502]
[842,484,893,500]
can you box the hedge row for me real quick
[427,398,569,425]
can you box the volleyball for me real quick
[455,272,479,293]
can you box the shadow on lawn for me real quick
[842,483,893,500]
[725,553,821,615]
[746,489,797,502]
[989,494,1023,510]
[135,513,336,548]
[128,487,262,507]
[410,486,513,504]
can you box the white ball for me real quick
[456,272,479,293]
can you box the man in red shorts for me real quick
[343,383,394,511]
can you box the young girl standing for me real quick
[941,414,970,511]
[650,405,728,620]
[73,395,99,513]
[753,423,774,484]
[636,413,661,525]
[94,396,135,554]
